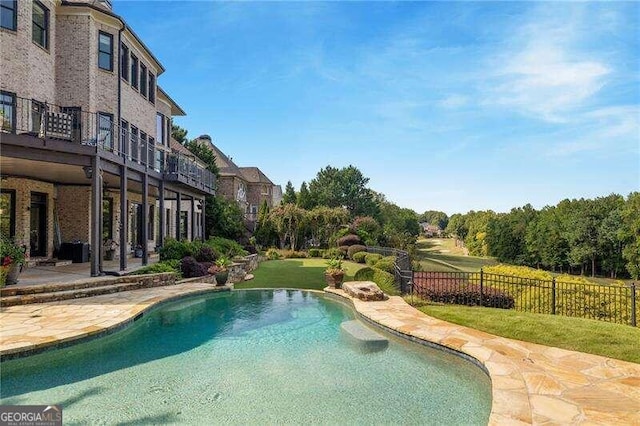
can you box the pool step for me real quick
[340,320,389,352]
[0,274,179,307]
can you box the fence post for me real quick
[631,283,637,327]
[552,277,556,315]
[479,269,484,306]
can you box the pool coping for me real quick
[324,286,640,425]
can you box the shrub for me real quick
[131,261,180,276]
[352,251,367,264]
[308,248,323,258]
[283,250,308,259]
[243,244,258,255]
[323,248,344,259]
[374,256,396,273]
[364,253,383,266]
[195,245,217,263]
[354,267,399,296]
[347,245,367,260]
[413,274,515,309]
[337,234,362,247]
[266,248,281,260]
[180,256,209,278]
[205,237,248,258]
[160,238,197,261]
[338,245,350,257]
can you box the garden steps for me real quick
[1,273,178,307]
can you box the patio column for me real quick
[175,191,181,240]
[90,156,102,277]
[141,173,148,265]
[191,196,196,241]
[201,197,206,239]
[119,165,128,271]
[158,180,165,248]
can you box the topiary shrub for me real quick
[160,238,197,261]
[338,245,349,257]
[195,245,217,263]
[308,248,323,258]
[266,248,281,260]
[374,256,396,273]
[352,251,367,263]
[354,267,399,296]
[347,244,367,260]
[364,253,383,266]
[323,248,343,259]
[180,256,208,278]
[337,234,362,247]
[283,250,308,259]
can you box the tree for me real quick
[297,181,313,210]
[282,181,297,205]
[419,210,449,230]
[269,203,306,249]
[621,192,640,279]
[171,124,188,144]
[184,139,219,175]
[254,200,276,247]
[205,196,245,240]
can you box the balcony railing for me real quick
[2,96,215,193]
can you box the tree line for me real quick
[443,193,640,279]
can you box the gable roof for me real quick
[194,137,244,177]
[239,167,274,185]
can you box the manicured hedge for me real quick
[347,244,367,260]
[414,278,515,309]
[374,256,396,273]
[364,253,383,266]
[352,251,367,264]
[337,234,362,247]
[308,248,323,258]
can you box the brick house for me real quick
[0,0,215,276]
[192,135,279,228]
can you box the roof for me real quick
[239,167,274,185]
[196,139,244,177]
[158,87,186,116]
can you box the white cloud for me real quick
[439,94,469,109]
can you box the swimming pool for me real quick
[0,290,491,424]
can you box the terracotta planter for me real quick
[325,271,345,289]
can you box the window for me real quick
[103,198,113,240]
[148,205,155,240]
[120,120,128,156]
[98,31,113,71]
[131,126,138,161]
[0,91,16,133]
[155,150,164,172]
[0,189,16,238]
[148,137,155,170]
[32,1,49,49]
[156,113,164,144]
[148,73,155,103]
[140,131,147,165]
[120,43,129,81]
[131,54,139,89]
[1,0,17,31]
[140,64,147,98]
[31,100,44,133]
[98,112,113,150]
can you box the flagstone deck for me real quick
[325,287,640,425]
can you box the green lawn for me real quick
[235,258,367,290]
[415,238,497,272]
[416,304,640,364]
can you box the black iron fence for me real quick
[3,96,215,192]
[412,270,638,327]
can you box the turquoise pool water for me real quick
[1,290,491,424]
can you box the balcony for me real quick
[1,96,215,194]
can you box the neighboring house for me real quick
[192,135,279,228]
[0,0,215,277]
[420,223,443,238]
[271,184,283,207]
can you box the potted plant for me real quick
[0,235,26,287]
[103,239,118,261]
[209,256,232,286]
[134,244,144,258]
[324,258,345,289]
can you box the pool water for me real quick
[1,290,491,424]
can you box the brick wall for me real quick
[57,186,91,242]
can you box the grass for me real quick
[235,258,367,291]
[415,238,497,272]
[415,303,640,364]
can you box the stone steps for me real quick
[340,320,389,352]
[0,273,177,307]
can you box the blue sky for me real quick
[116,1,639,215]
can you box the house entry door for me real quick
[30,192,47,257]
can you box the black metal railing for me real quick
[412,270,638,327]
[3,96,215,192]
[366,246,412,293]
